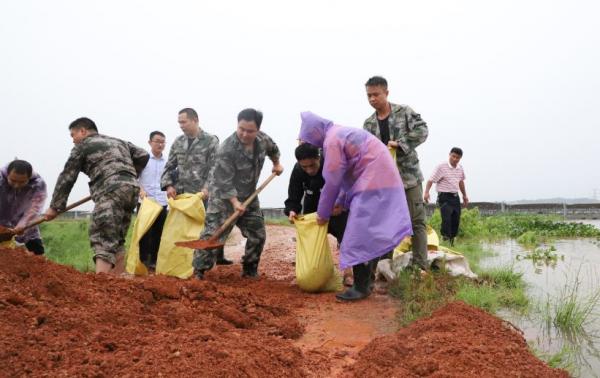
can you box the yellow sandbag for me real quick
[156,193,205,279]
[0,239,16,249]
[126,198,164,276]
[294,213,341,293]
[389,146,397,161]
[393,225,440,258]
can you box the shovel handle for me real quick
[23,195,93,230]
[211,173,278,241]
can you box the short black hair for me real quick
[149,131,165,141]
[450,147,463,156]
[69,117,98,132]
[178,108,198,121]
[7,159,32,178]
[365,76,388,89]
[295,143,320,161]
[237,108,263,129]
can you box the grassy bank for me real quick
[40,218,134,272]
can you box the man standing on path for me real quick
[0,160,47,255]
[363,75,429,271]
[424,147,468,246]
[45,117,149,274]
[160,108,230,264]
[138,131,168,270]
[193,108,284,279]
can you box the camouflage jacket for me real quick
[363,103,428,189]
[160,130,219,195]
[50,134,149,210]
[207,131,280,212]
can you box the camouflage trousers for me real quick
[406,183,428,270]
[89,184,139,266]
[193,199,266,273]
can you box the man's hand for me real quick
[387,141,399,148]
[316,214,327,226]
[139,188,147,199]
[332,205,343,216]
[7,226,24,236]
[423,192,430,204]
[272,162,284,176]
[288,211,297,224]
[44,208,59,221]
[231,198,246,215]
[463,195,469,208]
[166,185,177,199]
[201,188,209,200]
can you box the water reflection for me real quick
[482,220,600,377]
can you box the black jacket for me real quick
[284,157,325,215]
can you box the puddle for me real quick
[482,220,600,377]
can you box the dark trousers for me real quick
[25,238,45,255]
[438,192,461,239]
[139,206,168,268]
[328,211,349,245]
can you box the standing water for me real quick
[482,220,600,377]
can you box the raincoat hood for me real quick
[299,111,334,148]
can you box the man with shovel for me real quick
[0,160,47,254]
[44,117,149,274]
[192,108,284,279]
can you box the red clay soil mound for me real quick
[347,301,569,378]
[0,247,328,377]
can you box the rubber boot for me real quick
[215,248,233,265]
[242,263,258,278]
[335,262,372,301]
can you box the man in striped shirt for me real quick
[424,147,469,246]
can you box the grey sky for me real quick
[1,0,599,210]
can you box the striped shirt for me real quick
[139,153,168,206]
[429,162,465,193]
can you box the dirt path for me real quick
[223,225,400,374]
[0,225,568,377]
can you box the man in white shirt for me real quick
[424,147,469,246]
[138,131,168,269]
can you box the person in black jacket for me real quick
[284,143,348,245]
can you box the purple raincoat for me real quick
[299,112,412,269]
[0,166,47,243]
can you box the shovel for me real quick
[0,196,92,242]
[175,173,278,250]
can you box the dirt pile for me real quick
[346,301,569,377]
[0,247,328,377]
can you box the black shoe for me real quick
[194,270,205,280]
[336,287,370,301]
[215,248,233,265]
[216,257,233,265]
[241,264,258,278]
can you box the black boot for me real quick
[194,269,205,280]
[215,248,233,265]
[336,261,373,301]
[242,263,258,278]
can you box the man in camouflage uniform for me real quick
[193,108,284,279]
[363,76,429,270]
[45,117,149,274]
[160,108,232,264]
[161,108,219,200]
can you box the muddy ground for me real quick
[0,225,568,377]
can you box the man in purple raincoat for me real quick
[0,160,47,254]
[299,112,412,301]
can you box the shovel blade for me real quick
[175,239,224,250]
[0,226,15,242]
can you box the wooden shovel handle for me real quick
[210,173,278,241]
[24,195,93,230]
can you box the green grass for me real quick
[40,218,135,272]
[265,216,293,227]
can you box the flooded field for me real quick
[482,220,600,377]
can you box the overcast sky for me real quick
[1,0,599,209]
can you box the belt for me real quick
[439,192,459,197]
